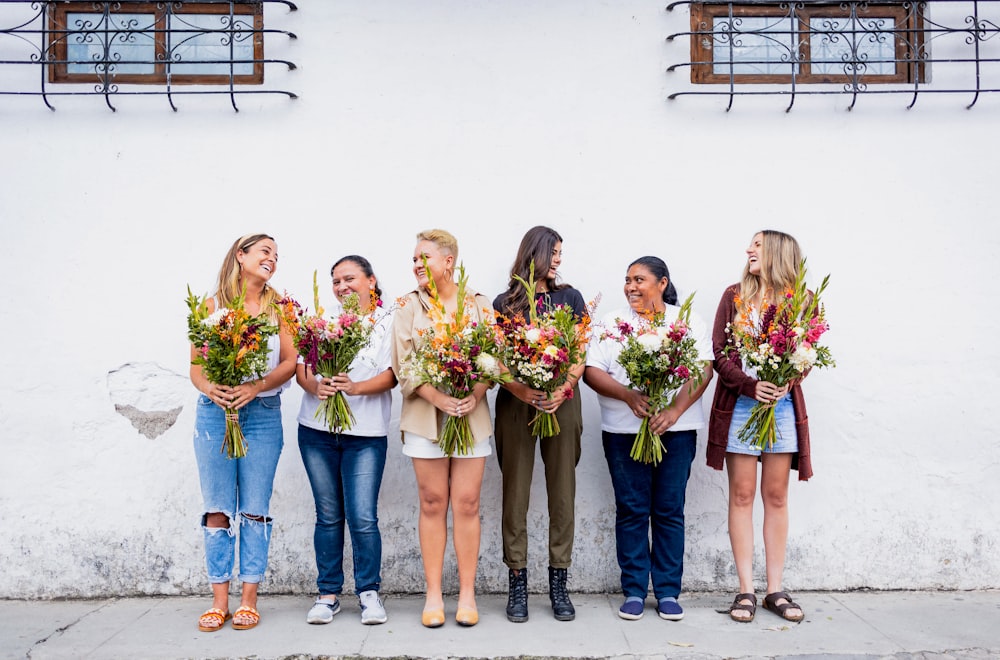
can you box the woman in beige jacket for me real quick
[391,229,494,628]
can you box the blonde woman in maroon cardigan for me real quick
[707,230,811,625]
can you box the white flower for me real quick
[524,328,542,343]
[790,345,817,372]
[637,333,661,354]
[476,353,501,376]
[202,307,230,327]
[543,345,560,358]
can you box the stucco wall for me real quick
[1,1,998,599]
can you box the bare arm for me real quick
[583,365,650,419]
[649,362,714,435]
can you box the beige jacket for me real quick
[391,288,495,443]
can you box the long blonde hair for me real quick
[215,233,281,323]
[738,229,801,309]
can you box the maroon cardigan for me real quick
[706,284,813,481]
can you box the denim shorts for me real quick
[726,394,798,455]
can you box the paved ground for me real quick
[3,591,999,659]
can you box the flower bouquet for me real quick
[403,261,511,456]
[186,285,278,459]
[494,266,591,438]
[606,293,707,465]
[276,272,376,433]
[728,260,835,450]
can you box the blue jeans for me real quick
[193,394,284,584]
[298,424,387,595]
[602,430,697,600]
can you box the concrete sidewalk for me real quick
[4,591,998,659]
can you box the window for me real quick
[689,2,925,84]
[48,1,264,85]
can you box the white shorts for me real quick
[401,432,493,459]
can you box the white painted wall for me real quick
[1,1,997,599]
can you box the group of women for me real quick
[188,227,814,632]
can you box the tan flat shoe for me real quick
[421,607,445,628]
[455,607,479,627]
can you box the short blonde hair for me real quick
[416,229,459,260]
[739,229,801,308]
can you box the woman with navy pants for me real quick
[584,256,713,622]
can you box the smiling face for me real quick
[332,259,376,311]
[624,263,667,314]
[746,232,764,275]
[546,241,563,281]
[236,238,278,284]
[412,239,454,291]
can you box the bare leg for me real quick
[725,453,758,620]
[449,457,486,610]
[760,453,801,619]
[412,457,451,611]
[240,582,259,611]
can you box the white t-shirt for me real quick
[257,332,289,397]
[296,307,394,437]
[586,304,713,434]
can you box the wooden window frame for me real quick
[690,2,925,84]
[48,1,264,85]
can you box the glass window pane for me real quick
[167,13,255,76]
[810,17,897,76]
[712,16,798,75]
[66,13,156,75]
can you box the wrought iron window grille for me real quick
[666,1,1000,111]
[0,0,298,111]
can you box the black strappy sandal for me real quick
[763,591,805,622]
[728,593,757,622]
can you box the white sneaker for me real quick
[306,597,340,624]
[359,590,387,625]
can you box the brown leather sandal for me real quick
[728,593,757,622]
[763,591,804,622]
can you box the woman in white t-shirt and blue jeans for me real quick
[584,256,713,623]
[296,255,397,626]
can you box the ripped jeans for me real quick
[193,394,284,584]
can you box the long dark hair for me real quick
[629,256,678,305]
[498,226,570,317]
[331,254,383,300]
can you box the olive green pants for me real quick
[494,386,583,570]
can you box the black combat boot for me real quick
[549,566,575,621]
[506,568,528,622]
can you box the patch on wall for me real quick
[108,362,189,439]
